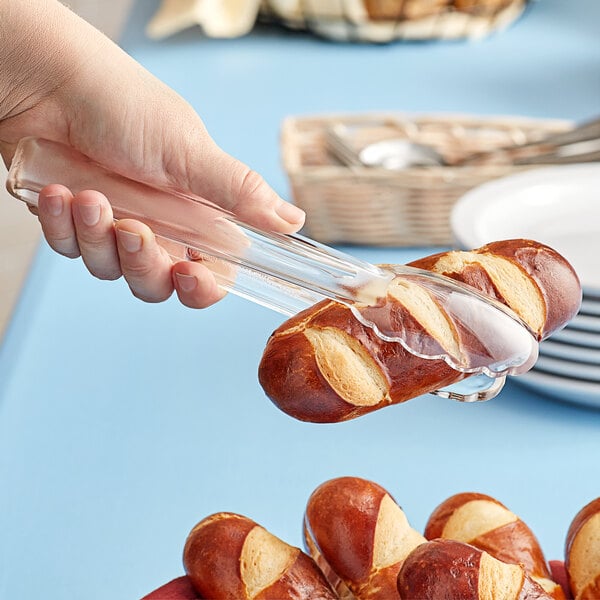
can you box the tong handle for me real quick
[6,137,390,316]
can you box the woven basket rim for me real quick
[281,111,573,174]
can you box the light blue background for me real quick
[1,1,599,598]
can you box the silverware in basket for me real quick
[327,116,600,170]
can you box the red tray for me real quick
[142,561,572,600]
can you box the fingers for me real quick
[172,261,226,309]
[37,185,223,308]
[39,185,123,279]
[114,220,174,302]
[115,221,225,307]
[184,141,305,234]
[223,158,305,234]
[72,190,122,280]
[38,184,81,258]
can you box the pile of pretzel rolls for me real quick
[258,239,581,423]
[179,476,599,599]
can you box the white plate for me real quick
[580,298,600,317]
[579,294,600,317]
[534,355,600,382]
[540,338,600,364]
[567,312,600,334]
[513,369,600,408]
[549,326,600,349]
[451,165,600,295]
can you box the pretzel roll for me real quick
[410,239,581,342]
[258,239,581,423]
[183,512,338,599]
[565,497,600,599]
[424,492,565,599]
[397,538,554,599]
[303,477,425,599]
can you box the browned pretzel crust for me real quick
[259,239,581,422]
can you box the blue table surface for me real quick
[1,1,600,598]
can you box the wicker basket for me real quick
[281,113,571,247]
[260,0,529,42]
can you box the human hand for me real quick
[0,0,305,308]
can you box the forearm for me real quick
[0,0,111,121]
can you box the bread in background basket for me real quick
[260,0,529,42]
[281,113,571,247]
[147,0,528,41]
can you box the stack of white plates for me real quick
[451,164,600,408]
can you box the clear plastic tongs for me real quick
[6,138,539,401]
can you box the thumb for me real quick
[183,139,305,234]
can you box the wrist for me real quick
[0,0,110,121]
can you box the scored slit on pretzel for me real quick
[183,512,338,599]
[303,476,425,599]
[417,251,545,334]
[397,538,553,600]
[424,492,566,598]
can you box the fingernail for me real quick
[175,272,197,292]
[45,194,63,217]
[117,229,142,253]
[78,203,101,227]
[275,201,305,225]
